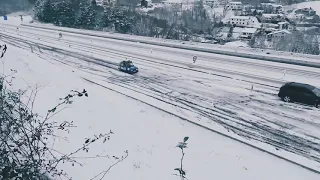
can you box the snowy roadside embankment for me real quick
[15,23,320,68]
[1,39,320,179]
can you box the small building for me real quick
[96,0,117,7]
[227,2,242,11]
[228,16,260,28]
[163,0,192,5]
[262,23,279,29]
[295,7,316,17]
[278,21,294,31]
[239,27,258,39]
[205,0,220,8]
[267,30,291,40]
[288,13,305,21]
[141,0,152,7]
[261,14,285,23]
[261,3,283,14]
[96,0,104,6]
[262,23,279,32]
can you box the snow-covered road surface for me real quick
[19,22,320,65]
[2,41,320,180]
[1,23,320,173]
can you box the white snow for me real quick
[2,11,320,177]
[1,12,33,25]
[285,1,320,15]
[225,40,250,48]
[1,31,320,180]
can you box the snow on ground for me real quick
[225,40,250,48]
[1,12,33,25]
[221,9,235,23]
[3,40,320,180]
[3,24,320,86]
[2,22,320,173]
[2,12,320,170]
[285,1,320,15]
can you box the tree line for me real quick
[33,0,218,40]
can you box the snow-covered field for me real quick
[1,13,320,179]
[285,1,320,15]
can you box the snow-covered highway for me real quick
[2,23,320,86]
[1,22,320,174]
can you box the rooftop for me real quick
[261,3,282,8]
[278,21,289,25]
[263,23,280,27]
[230,16,251,20]
[229,1,242,4]
[242,27,258,33]
[262,14,285,18]
[268,30,292,35]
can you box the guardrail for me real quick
[21,23,320,68]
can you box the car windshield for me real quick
[128,63,134,67]
[312,88,320,97]
[125,62,134,67]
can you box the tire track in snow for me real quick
[0,32,283,88]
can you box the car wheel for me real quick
[283,96,291,103]
[316,102,319,108]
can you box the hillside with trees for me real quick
[33,0,217,40]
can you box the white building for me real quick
[205,0,220,7]
[163,0,192,5]
[96,0,104,6]
[267,30,291,39]
[96,0,117,7]
[227,2,242,11]
[261,14,285,22]
[239,27,258,39]
[228,16,260,28]
[261,3,283,13]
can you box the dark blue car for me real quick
[118,60,139,74]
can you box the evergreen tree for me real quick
[86,3,97,29]
[75,1,97,29]
[75,1,89,28]
[35,0,56,23]
[54,0,75,27]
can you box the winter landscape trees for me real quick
[32,0,218,40]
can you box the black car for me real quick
[278,82,320,108]
[118,60,138,74]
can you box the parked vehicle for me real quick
[118,60,139,74]
[278,82,320,108]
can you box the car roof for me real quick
[285,82,316,90]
